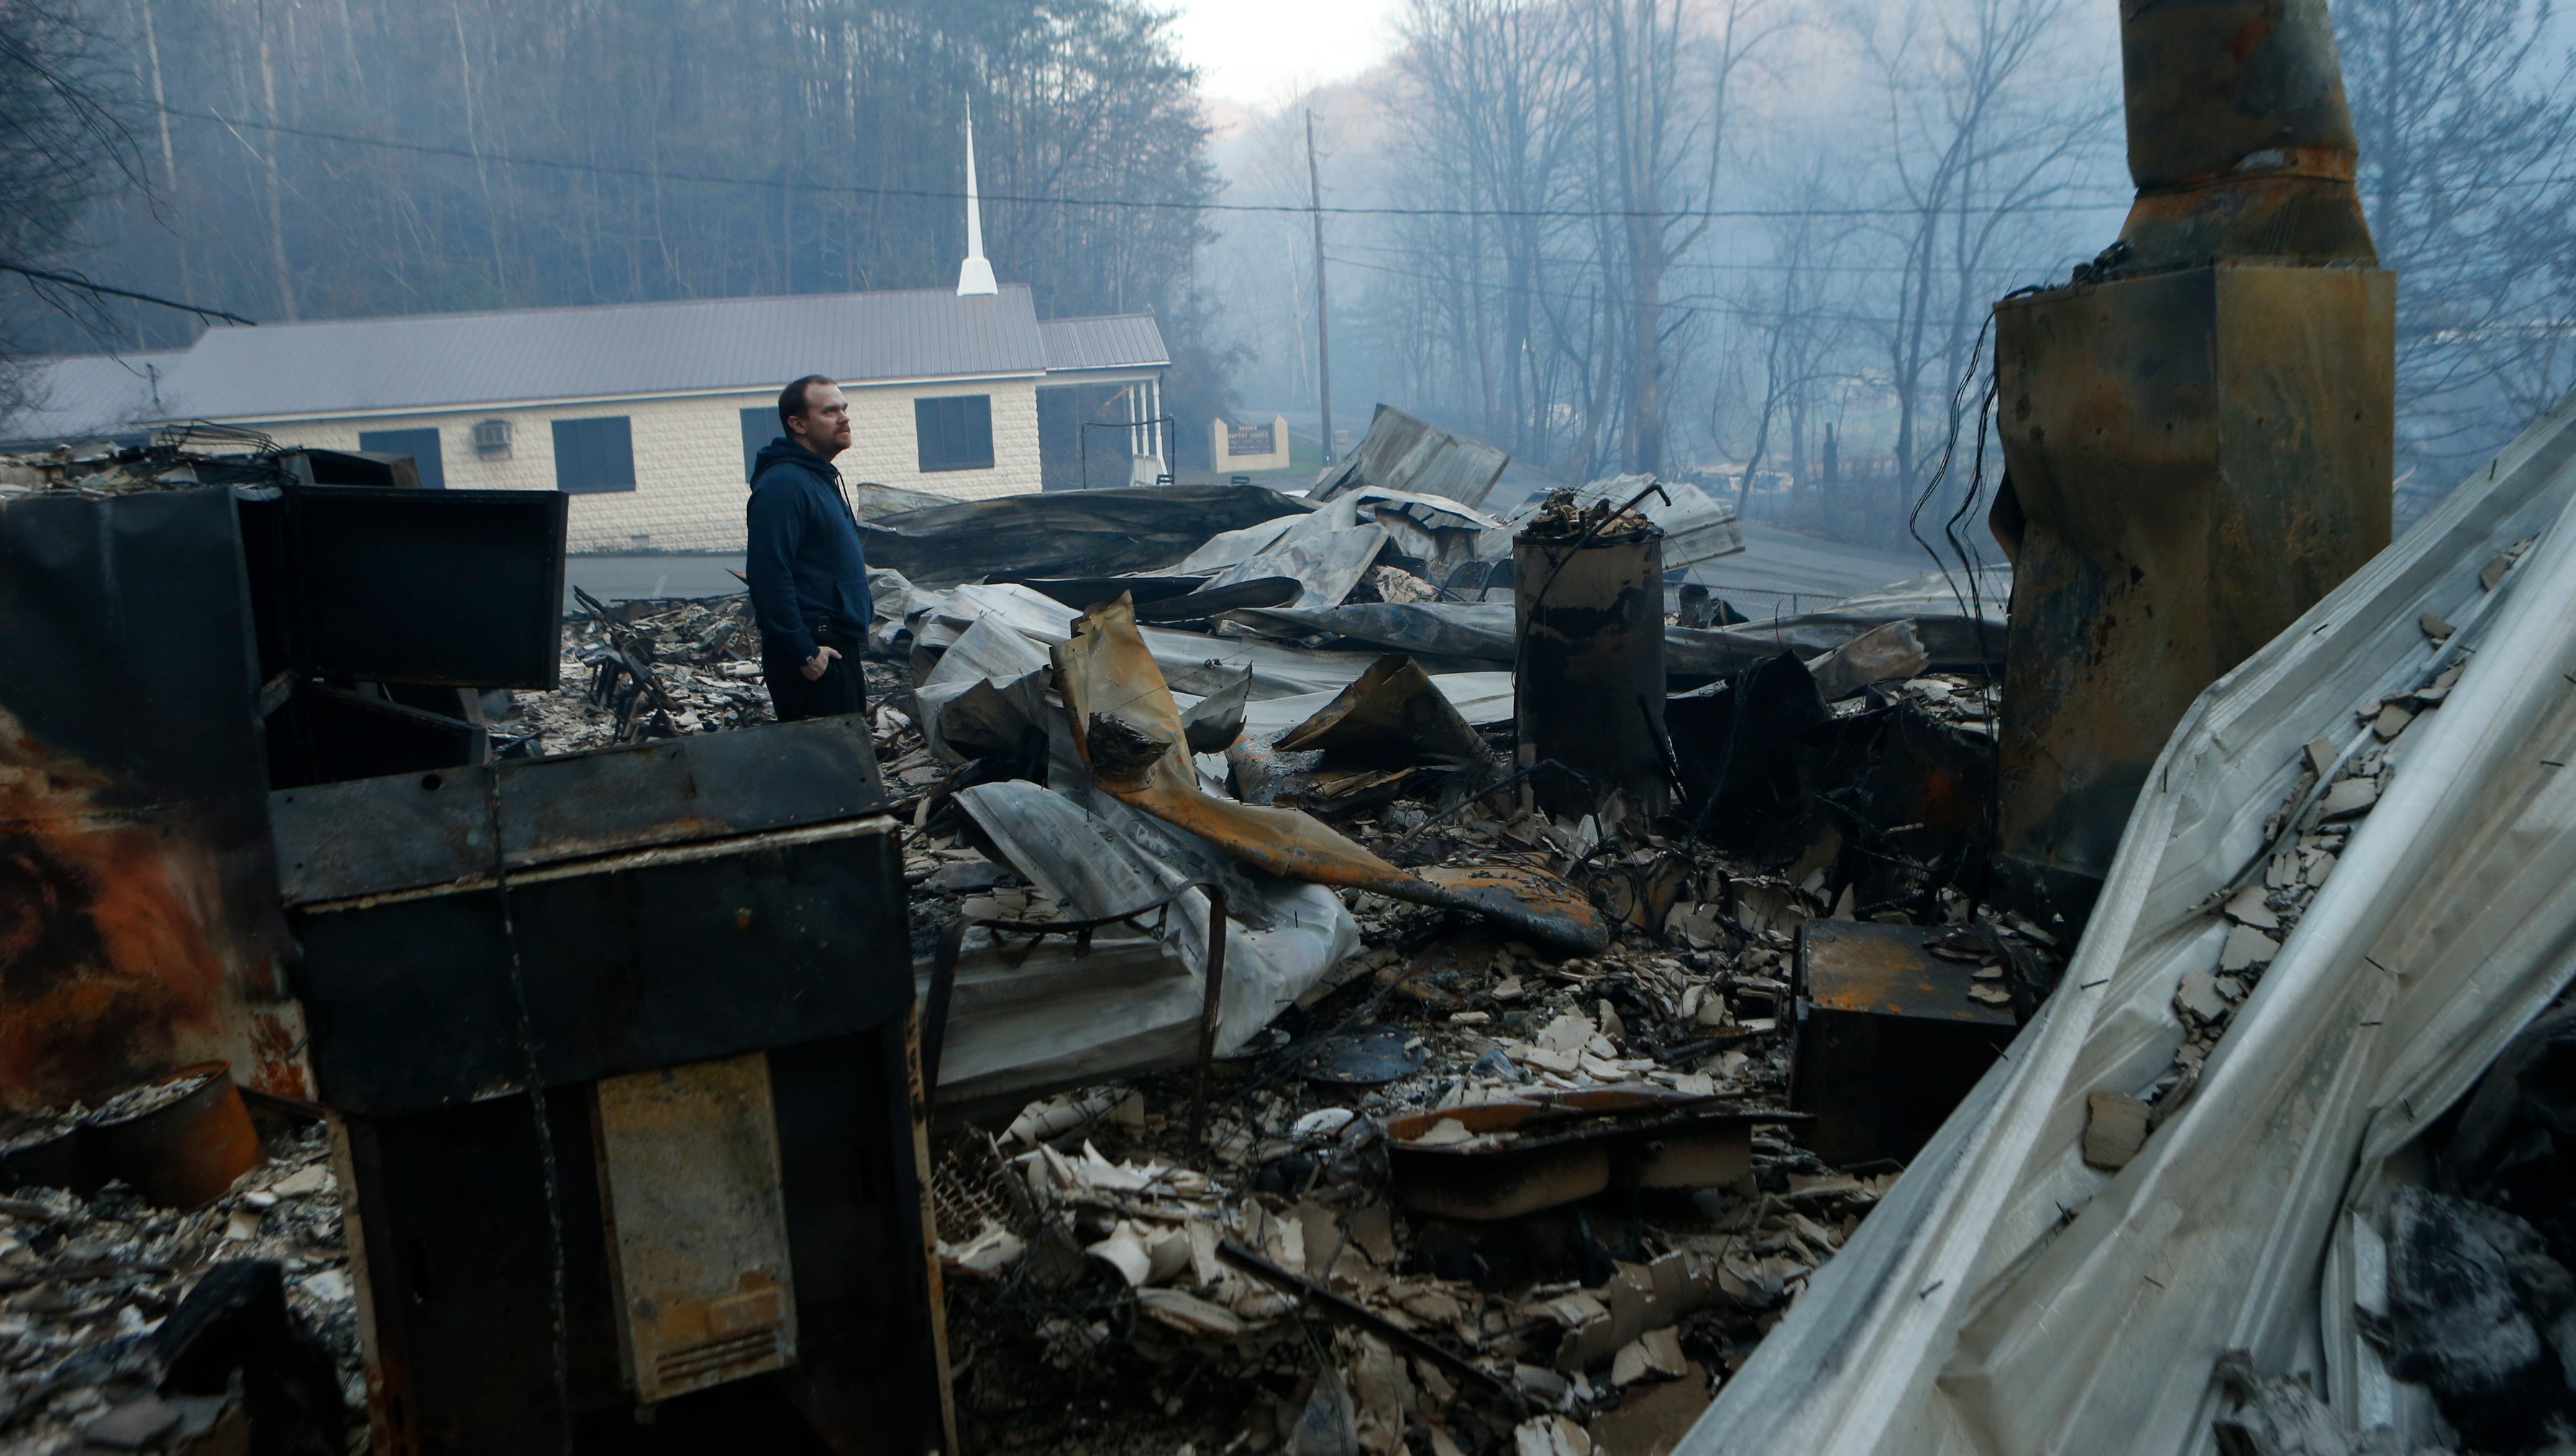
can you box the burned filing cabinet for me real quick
[1789,920,2019,1167]
[270,717,954,1455]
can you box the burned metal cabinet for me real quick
[1789,921,2017,1166]
[271,718,954,1456]
[1990,0,2393,925]
[0,486,306,1109]
[237,482,567,789]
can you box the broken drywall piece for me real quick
[2224,884,2282,930]
[2176,968,2231,1024]
[2219,924,2281,972]
[1513,1414,1594,1456]
[2319,776,2380,820]
[2081,1091,2151,1171]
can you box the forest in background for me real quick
[4,0,2572,527]
[1,0,1232,452]
[1209,0,2576,532]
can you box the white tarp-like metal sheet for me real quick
[1687,391,2576,1455]
[953,779,1360,1056]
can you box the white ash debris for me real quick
[0,1123,358,1452]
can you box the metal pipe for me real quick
[1987,0,2393,926]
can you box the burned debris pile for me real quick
[11,359,2572,1456]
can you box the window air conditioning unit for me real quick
[471,418,513,457]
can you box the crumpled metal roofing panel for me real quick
[151,285,1049,422]
[1685,387,2576,1455]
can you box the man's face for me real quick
[790,382,853,459]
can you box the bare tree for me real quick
[1394,0,1589,459]
[1576,0,1786,476]
[2335,0,2576,514]
[1850,0,2114,502]
[0,0,141,411]
[1717,168,1861,510]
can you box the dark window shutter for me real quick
[552,416,636,494]
[357,427,445,490]
[913,395,994,473]
[740,406,775,485]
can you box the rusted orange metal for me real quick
[86,1062,265,1210]
[0,487,308,1112]
[1790,922,2019,1165]
[1990,0,2393,922]
[2116,0,2376,269]
[1055,596,1610,953]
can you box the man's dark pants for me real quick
[763,626,868,723]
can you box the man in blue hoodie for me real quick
[746,374,874,722]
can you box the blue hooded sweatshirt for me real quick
[745,437,873,664]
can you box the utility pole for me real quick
[1305,109,1334,464]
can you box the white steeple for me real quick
[956,102,998,297]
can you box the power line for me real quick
[1324,250,1913,328]
[1328,237,2036,278]
[159,102,2576,226]
[160,102,2142,222]
[0,260,257,325]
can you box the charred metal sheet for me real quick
[1056,596,1609,953]
[0,486,303,1109]
[1993,265,2393,920]
[285,817,909,1114]
[1385,1088,1786,1220]
[270,485,567,688]
[269,715,887,905]
[1515,503,1670,820]
[1789,920,2017,1166]
[1308,403,1511,509]
[594,1054,798,1403]
[862,484,1307,587]
[1181,669,1252,755]
[86,1063,264,1211]
[264,684,486,791]
[1274,654,1487,761]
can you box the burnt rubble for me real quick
[438,545,2042,1452]
[18,383,2567,1456]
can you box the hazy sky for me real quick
[1171,0,1408,109]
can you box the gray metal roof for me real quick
[1038,313,1169,372]
[148,285,1102,423]
[3,352,188,442]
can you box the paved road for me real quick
[565,553,745,607]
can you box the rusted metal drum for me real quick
[86,1062,264,1209]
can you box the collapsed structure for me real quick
[3,10,2572,1447]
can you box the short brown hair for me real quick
[777,374,835,433]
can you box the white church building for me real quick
[9,116,1169,553]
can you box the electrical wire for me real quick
[153,103,2576,224]
[155,102,2142,223]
